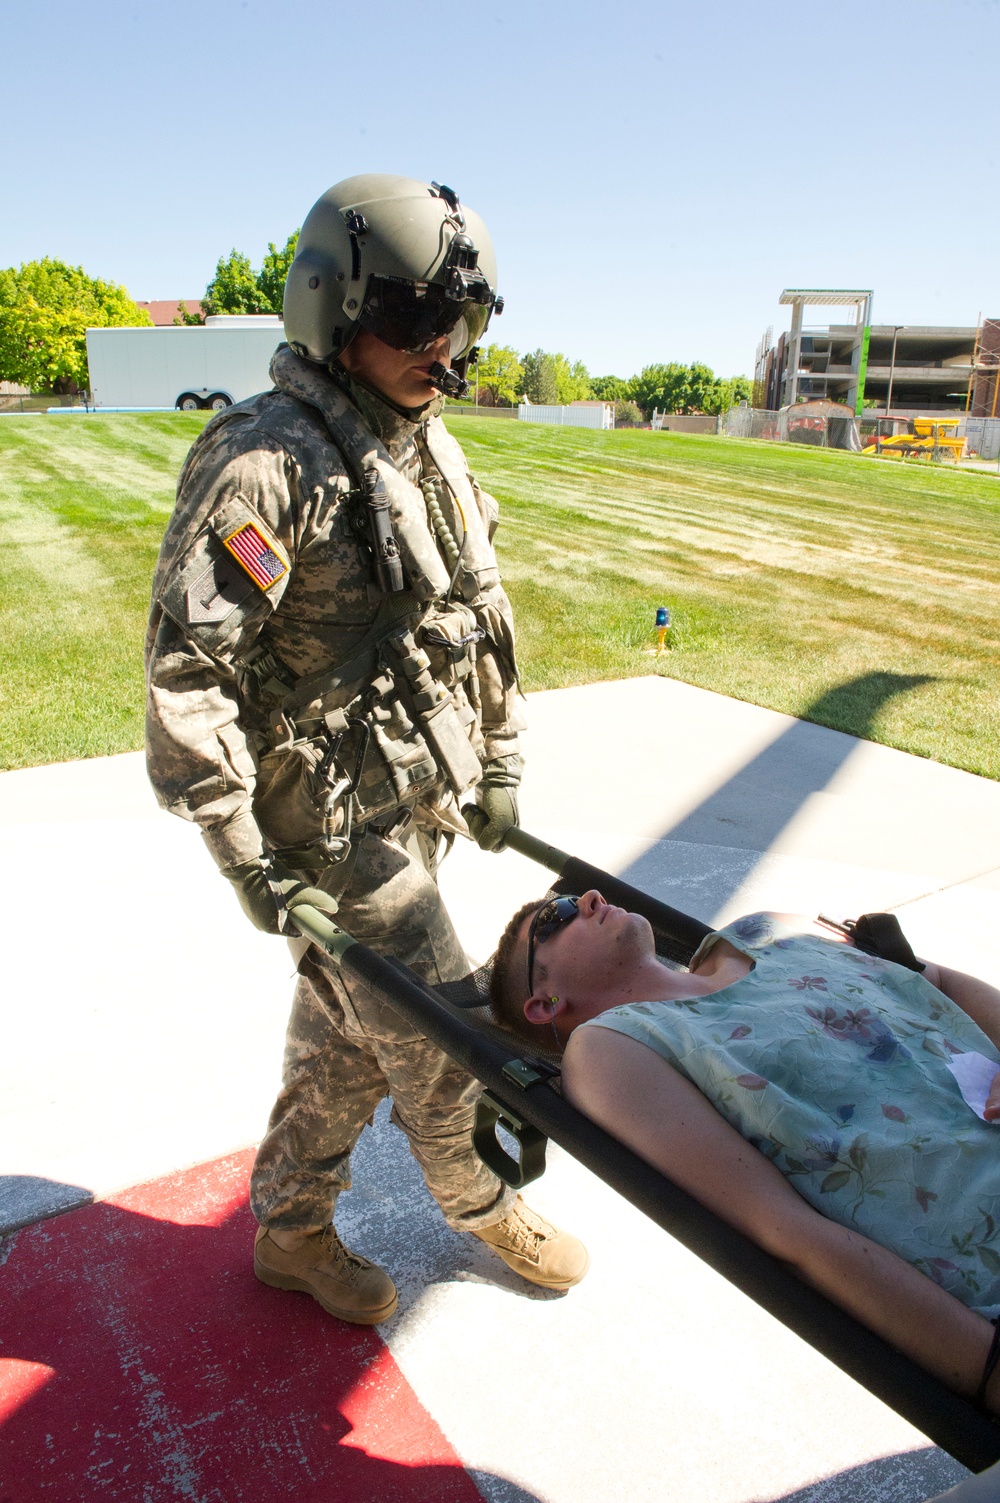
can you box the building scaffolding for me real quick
[966,316,1000,418]
[752,326,773,410]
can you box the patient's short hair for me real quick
[489,896,563,1054]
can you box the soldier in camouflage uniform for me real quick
[145,175,588,1323]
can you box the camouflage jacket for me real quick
[145,346,524,870]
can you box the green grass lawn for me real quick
[2,412,999,778]
[0,413,209,767]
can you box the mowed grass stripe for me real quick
[449,420,1000,779]
[1,412,998,779]
[0,413,208,767]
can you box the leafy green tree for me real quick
[591,374,631,402]
[173,300,203,326]
[473,343,523,406]
[520,348,559,404]
[257,231,299,315]
[201,250,264,316]
[0,258,151,394]
[552,354,592,403]
[630,363,693,417]
[703,374,752,414]
[520,349,591,404]
[613,399,644,427]
[630,361,740,417]
[685,361,721,413]
[201,231,300,318]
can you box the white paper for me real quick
[946,1051,1000,1122]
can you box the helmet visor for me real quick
[358,276,493,359]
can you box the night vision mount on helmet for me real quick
[283,174,503,399]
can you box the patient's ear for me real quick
[524,993,568,1025]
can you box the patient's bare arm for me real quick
[562,1024,1000,1410]
[920,959,1000,1117]
[921,959,1000,1054]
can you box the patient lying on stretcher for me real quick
[489,890,1000,1411]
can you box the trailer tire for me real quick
[176,393,202,411]
[207,392,232,411]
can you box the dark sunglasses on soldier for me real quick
[526,896,580,997]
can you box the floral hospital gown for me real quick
[582,914,1000,1317]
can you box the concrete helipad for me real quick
[3,675,1000,1501]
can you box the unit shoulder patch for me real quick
[186,556,256,625]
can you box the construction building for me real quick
[756,290,872,411]
[968,318,1000,418]
[755,291,999,415]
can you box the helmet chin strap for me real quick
[428,361,469,399]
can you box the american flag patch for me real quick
[222,522,289,591]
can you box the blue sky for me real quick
[2,0,998,378]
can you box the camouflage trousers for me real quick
[250,821,517,1234]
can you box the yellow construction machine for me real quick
[862,417,965,462]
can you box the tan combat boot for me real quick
[254,1225,398,1325]
[472,1197,589,1290]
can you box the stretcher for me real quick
[290,827,1000,1475]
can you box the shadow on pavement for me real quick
[621,672,935,919]
[0,1174,94,1236]
[0,1153,543,1503]
[756,1445,967,1503]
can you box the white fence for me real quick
[517,403,613,429]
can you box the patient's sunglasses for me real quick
[526,896,580,998]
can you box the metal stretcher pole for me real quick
[291,899,1000,1473]
[500,825,712,964]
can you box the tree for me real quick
[629,361,743,418]
[684,361,721,413]
[201,250,264,316]
[519,349,591,404]
[703,374,752,414]
[520,348,559,404]
[552,354,592,404]
[473,343,523,406]
[257,231,299,315]
[0,258,151,394]
[201,231,300,318]
[630,363,695,418]
[613,399,644,427]
[591,375,631,402]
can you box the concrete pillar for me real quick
[846,294,873,413]
[786,299,803,407]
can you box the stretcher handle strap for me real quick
[473,1091,548,1188]
[502,825,712,965]
[313,923,1000,1475]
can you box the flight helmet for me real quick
[283,173,502,395]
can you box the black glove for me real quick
[221,855,340,935]
[849,912,925,973]
[466,755,522,853]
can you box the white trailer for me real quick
[85,315,285,411]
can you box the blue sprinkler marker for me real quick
[655,606,671,652]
